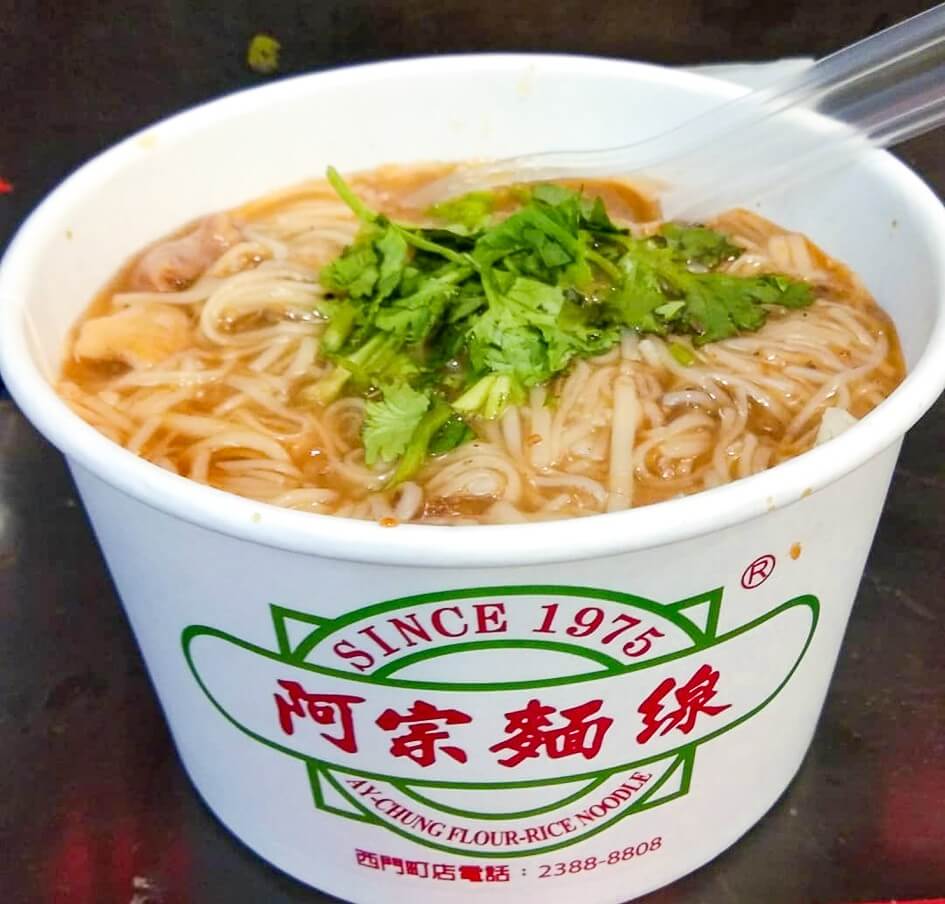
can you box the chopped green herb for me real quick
[669,341,697,366]
[430,191,495,232]
[246,34,281,75]
[429,415,476,455]
[326,167,377,223]
[606,234,813,344]
[453,373,522,420]
[319,301,357,352]
[363,383,431,465]
[310,171,815,483]
[655,300,686,321]
[388,400,455,485]
[659,222,742,268]
[320,243,379,298]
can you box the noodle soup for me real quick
[59,167,904,525]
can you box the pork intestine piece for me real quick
[131,214,240,291]
[815,407,858,445]
[74,303,192,368]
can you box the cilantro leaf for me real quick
[468,276,567,387]
[552,299,619,366]
[428,415,475,455]
[531,183,580,207]
[473,201,583,280]
[374,266,472,342]
[608,244,675,335]
[339,334,419,389]
[388,399,455,485]
[430,191,495,232]
[363,384,431,465]
[609,239,813,344]
[375,228,410,299]
[659,223,742,269]
[581,195,623,233]
[320,242,379,298]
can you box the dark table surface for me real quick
[3,2,945,902]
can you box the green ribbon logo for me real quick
[183,585,818,857]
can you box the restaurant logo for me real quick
[183,585,818,857]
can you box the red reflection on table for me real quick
[47,808,94,904]
[881,760,945,865]
[44,788,190,902]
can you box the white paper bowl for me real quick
[3,55,945,904]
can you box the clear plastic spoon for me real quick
[411,3,945,219]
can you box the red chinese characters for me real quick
[275,663,731,767]
[490,698,613,767]
[380,854,405,874]
[376,700,472,767]
[274,679,365,753]
[636,663,731,744]
[355,850,511,883]
[355,849,380,869]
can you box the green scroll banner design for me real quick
[183,585,819,857]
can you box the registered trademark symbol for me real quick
[741,554,776,589]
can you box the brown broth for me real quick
[59,167,906,524]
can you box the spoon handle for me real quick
[665,2,945,217]
[415,3,945,216]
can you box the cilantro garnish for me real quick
[313,168,814,483]
[246,34,281,75]
[362,384,431,466]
